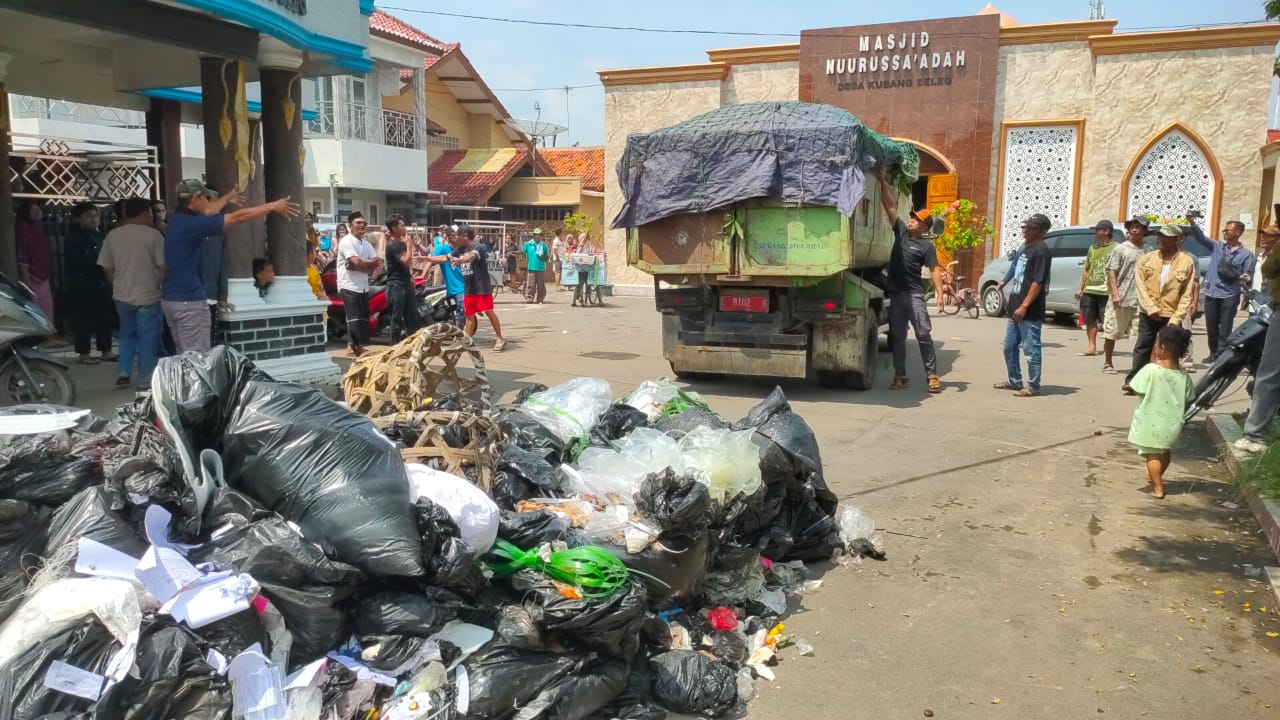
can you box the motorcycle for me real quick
[1183,289,1272,422]
[323,263,458,339]
[0,272,75,405]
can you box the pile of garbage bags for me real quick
[0,346,882,719]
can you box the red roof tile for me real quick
[429,148,531,206]
[369,10,448,53]
[537,147,605,192]
[423,45,459,71]
[1268,129,1280,144]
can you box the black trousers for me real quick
[1204,294,1240,358]
[386,280,421,344]
[340,289,371,347]
[1126,313,1170,383]
[73,289,113,355]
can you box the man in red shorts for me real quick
[451,226,506,351]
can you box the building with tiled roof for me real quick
[538,147,605,193]
[369,10,448,54]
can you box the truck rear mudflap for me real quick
[668,345,808,378]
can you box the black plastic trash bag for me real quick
[154,348,425,577]
[491,446,562,509]
[497,605,551,651]
[352,590,462,639]
[702,630,748,665]
[0,427,101,506]
[733,387,836,514]
[590,404,648,446]
[634,470,709,536]
[0,619,119,720]
[513,383,549,404]
[510,571,648,660]
[0,500,47,622]
[750,495,844,562]
[498,510,585,549]
[654,408,728,438]
[515,655,630,720]
[604,531,710,608]
[415,499,486,599]
[648,650,738,717]
[45,486,147,559]
[96,623,232,720]
[591,660,667,720]
[463,641,578,720]
[493,406,567,464]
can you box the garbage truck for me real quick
[612,101,920,390]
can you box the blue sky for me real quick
[374,0,1274,146]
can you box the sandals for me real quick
[493,340,506,352]
[1013,388,1038,397]
[78,356,100,365]
[1102,364,1116,374]
[993,381,1020,390]
[890,376,908,390]
[927,376,942,394]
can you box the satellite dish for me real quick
[507,118,567,140]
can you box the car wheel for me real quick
[982,285,1005,317]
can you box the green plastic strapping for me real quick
[486,539,632,598]
[524,397,591,461]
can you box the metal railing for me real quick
[10,95,147,129]
[304,101,421,149]
[9,133,159,205]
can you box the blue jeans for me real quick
[1003,319,1043,390]
[450,292,466,327]
[1204,294,1240,359]
[117,301,162,387]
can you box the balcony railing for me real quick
[305,101,421,150]
[10,95,147,129]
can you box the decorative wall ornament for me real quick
[234,63,251,191]
[1124,129,1217,232]
[283,74,299,132]
[217,60,233,150]
[997,124,1079,255]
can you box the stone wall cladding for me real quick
[603,80,724,287]
[218,312,327,364]
[721,62,799,106]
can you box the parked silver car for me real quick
[977,224,1214,319]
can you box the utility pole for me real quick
[1089,0,1105,20]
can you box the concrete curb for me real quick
[1205,413,1280,562]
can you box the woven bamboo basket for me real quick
[371,410,503,491]
[342,323,491,416]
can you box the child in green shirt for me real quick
[1127,325,1195,499]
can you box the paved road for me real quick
[68,292,1280,718]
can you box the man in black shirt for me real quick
[876,166,944,393]
[997,214,1053,397]
[451,226,506,351]
[384,214,421,343]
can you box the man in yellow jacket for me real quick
[1124,223,1196,394]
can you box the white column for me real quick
[412,66,426,150]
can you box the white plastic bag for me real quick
[0,577,141,671]
[622,379,681,420]
[836,505,876,545]
[679,428,762,503]
[520,377,613,444]
[406,464,499,552]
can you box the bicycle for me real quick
[936,261,981,318]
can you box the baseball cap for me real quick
[1021,213,1052,231]
[1092,219,1114,233]
[910,208,930,223]
[1123,216,1151,232]
[533,228,543,235]
[1157,223,1185,238]
[175,178,215,202]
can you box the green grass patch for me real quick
[1238,436,1280,501]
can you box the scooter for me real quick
[1183,289,1272,422]
[0,272,75,405]
[323,263,456,339]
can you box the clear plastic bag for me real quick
[678,428,762,503]
[836,505,876,544]
[622,379,710,421]
[520,377,614,445]
[572,428,684,507]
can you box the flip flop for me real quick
[993,382,1020,390]
[1077,351,1099,356]
[1102,364,1116,374]
[1013,388,1038,397]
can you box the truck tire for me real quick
[817,370,844,388]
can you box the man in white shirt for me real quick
[337,211,380,356]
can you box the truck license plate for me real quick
[720,295,768,313]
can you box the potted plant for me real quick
[930,199,993,275]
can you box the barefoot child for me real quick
[1127,325,1195,499]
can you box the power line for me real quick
[378,6,1269,39]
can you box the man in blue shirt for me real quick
[162,178,300,353]
[522,229,550,304]
[424,226,466,327]
[1188,217,1256,361]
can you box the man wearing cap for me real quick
[522,228,550,304]
[337,211,380,356]
[1102,216,1150,372]
[1124,223,1197,393]
[876,167,944,393]
[996,214,1053,397]
[1075,220,1116,357]
[162,179,299,354]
